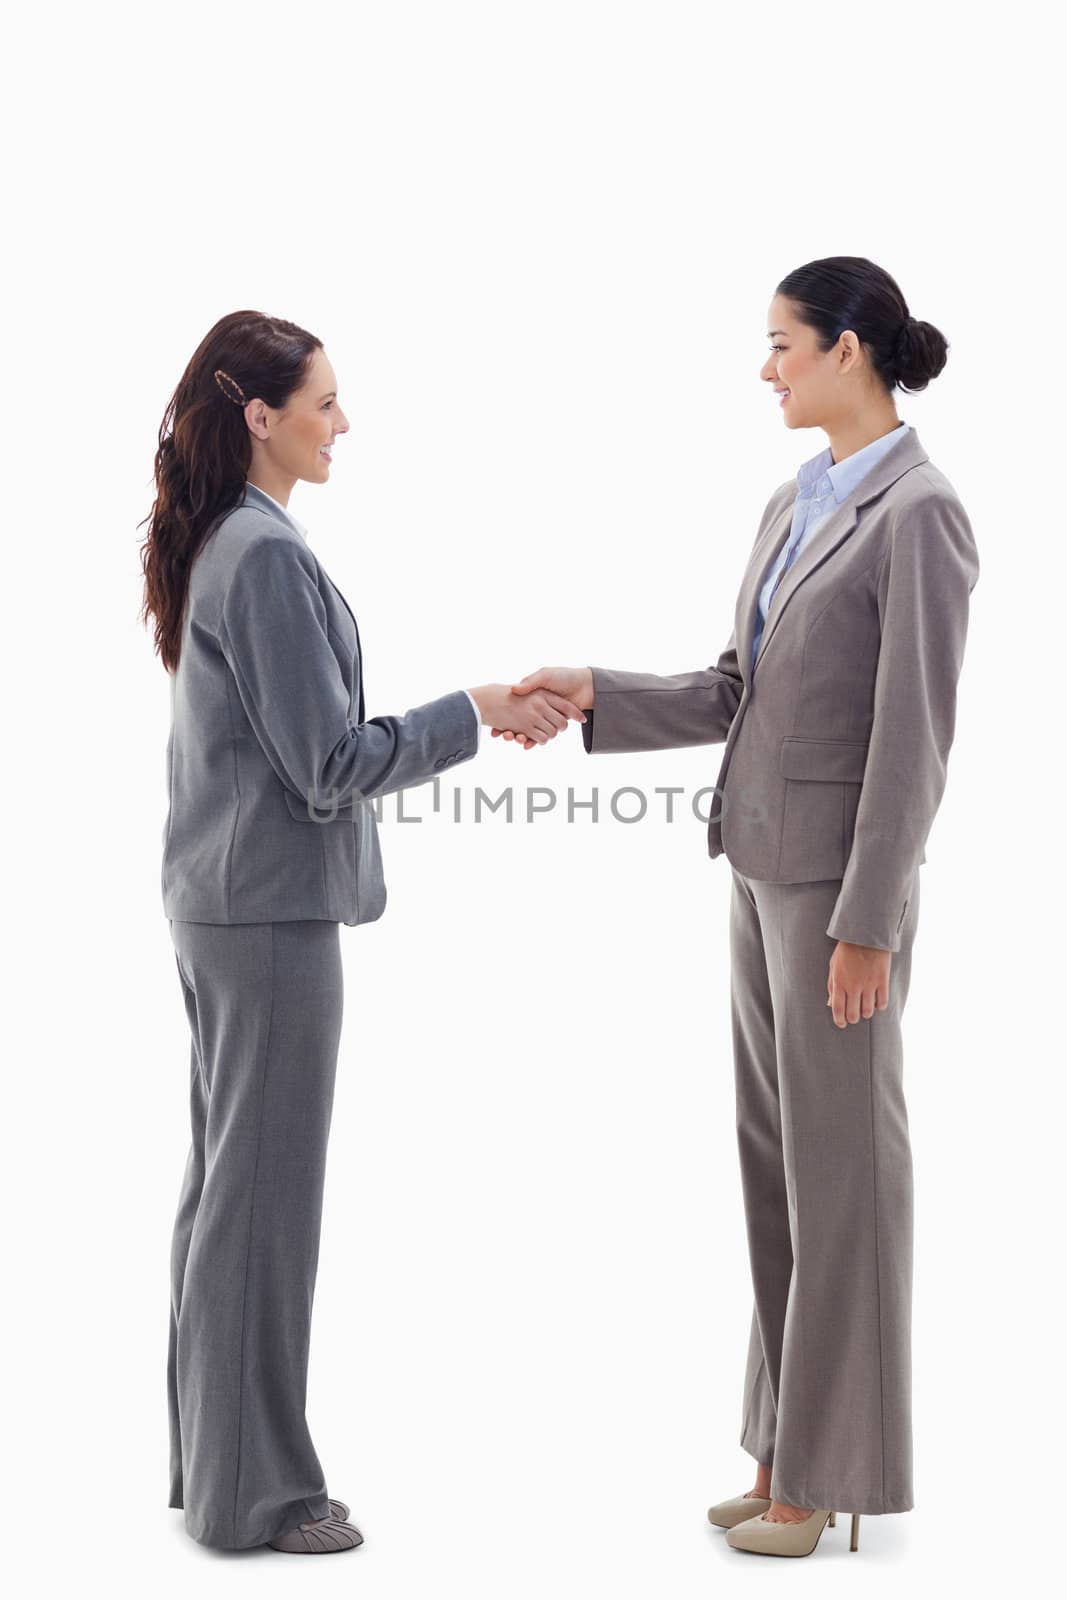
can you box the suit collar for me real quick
[797,419,910,506]
[741,424,929,681]
[240,480,308,542]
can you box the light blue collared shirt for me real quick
[751,421,909,671]
[242,480,483,742]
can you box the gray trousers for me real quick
[730,865,920,1516]
[166,918,343,1549]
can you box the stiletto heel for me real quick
[850,1513,861,1551]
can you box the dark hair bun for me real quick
[776,258,953,395]
[894,317,949,393]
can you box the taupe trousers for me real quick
[730,864,920,1515]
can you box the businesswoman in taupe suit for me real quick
[504,257,979,1558]
[140,311,583,1554]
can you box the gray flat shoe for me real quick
[267,1513,363,1554]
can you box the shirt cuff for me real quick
[463,689,483,746]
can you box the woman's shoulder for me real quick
[886,459,977,561]
[893,454,968,513]
[210,490,308,561]
[190,500,310,616]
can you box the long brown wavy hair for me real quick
[139,309,323,671]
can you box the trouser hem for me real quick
[181,1494,333,1550]
[768,1475,914,1516]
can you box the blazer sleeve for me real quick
[576,481,793,756]
[825,493,980,952]
[218,536,479,807]
[579,631,745,754]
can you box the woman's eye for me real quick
[768,344,785,353]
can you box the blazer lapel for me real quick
[325,576,365,722]
[750,425,930,673]
[737,499,795,688]
[240,481,366,720]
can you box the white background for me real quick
[4,1,1060,1593]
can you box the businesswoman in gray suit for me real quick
[503,257,979,1558]
[140,310,583,1554]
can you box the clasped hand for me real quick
[471,666,594,748]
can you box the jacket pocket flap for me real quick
[779,736,869,782]
[283,787,367,822]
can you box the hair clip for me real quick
[213,368,247,405]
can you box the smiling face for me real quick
[246,345,350,488]
[760,293,868,431]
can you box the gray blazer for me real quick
[579,425,979,951]
[161,481,479,926]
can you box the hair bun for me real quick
[893,318,915,359]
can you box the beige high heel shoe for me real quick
[726,1505,861,1556]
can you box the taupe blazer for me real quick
[161,481,479,926]
[579,425,979,950]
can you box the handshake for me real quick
[468,667,594,750]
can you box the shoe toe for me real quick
[726,1508,829,1556]
[707,1493,773,1528]
[726,1510,776,1550]
[267,1516,363,1553]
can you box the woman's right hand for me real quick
[469,681,586,746]
[493,667,595,748]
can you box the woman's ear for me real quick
[244,397,272,441]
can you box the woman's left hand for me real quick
[827,941,892,1026]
